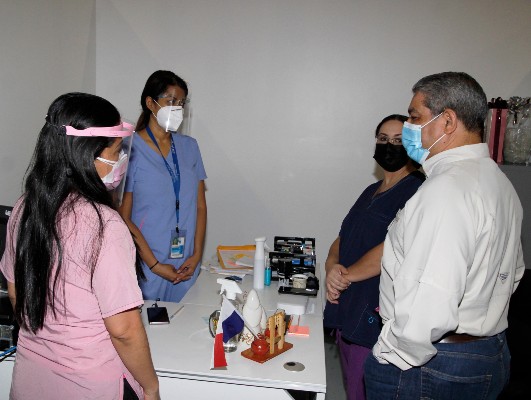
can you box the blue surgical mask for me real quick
[401,112,444,164]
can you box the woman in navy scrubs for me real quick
[323,114,425,400]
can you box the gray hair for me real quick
[412,72,487,136]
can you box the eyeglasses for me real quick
[376,134,402,145]
[156,95,189,107]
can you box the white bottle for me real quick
[217,278,243,352]
[253,237,266,290]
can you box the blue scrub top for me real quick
[124,132,207,302]
[323,171,424,347]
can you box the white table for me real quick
[0,353,14,398]
[0,269,327,399]
[145,269,326,399]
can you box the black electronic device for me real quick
[269,236,316,281]
[278,286,318,297]
[269,251,315,279]
[147,306,170,325]
[274,236,315,255]
[0,205,17,351]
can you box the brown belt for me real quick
[438,333,486,344]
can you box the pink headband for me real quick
[64,121,134,137]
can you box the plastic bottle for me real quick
[217,278,243,352]
[253,237,266,290]
[264,260,271,286]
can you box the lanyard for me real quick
[145,126,181,228]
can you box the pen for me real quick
[169,305,184,320]
[0,346,17,358]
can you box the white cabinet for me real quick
[0,356,14,398]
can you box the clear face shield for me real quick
[65,121,134,206]
[177,93,192,136]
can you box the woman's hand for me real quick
[326,263,350,304]
[151,263,179,283]
[174,253,201,282]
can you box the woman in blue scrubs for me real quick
[120,70,207,302]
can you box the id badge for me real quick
[170,229,186,259]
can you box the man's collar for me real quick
[423,143,490,177]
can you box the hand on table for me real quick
[326,263,350,304]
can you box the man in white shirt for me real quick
[364,72,525,400]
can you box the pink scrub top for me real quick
[0,197,145,399]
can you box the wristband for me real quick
[149,260,159,270]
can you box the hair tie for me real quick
[44,116,66,135]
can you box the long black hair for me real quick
[135,70,188,132]
[14,92,138,333]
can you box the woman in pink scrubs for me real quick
[0,93,160,399]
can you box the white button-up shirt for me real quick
[373,143,525,370]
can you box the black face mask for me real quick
[373,143,409,172]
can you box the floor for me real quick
[321,270,531,400]
[324,329,347,400]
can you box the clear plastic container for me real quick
[504,97,531,165]
[0,324,14,348]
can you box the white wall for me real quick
[95,0,531,263]
[0,0,96,203]
[2,0,530,265]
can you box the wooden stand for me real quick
[241,342,293,364]
[241,311,293,364]
[268,311,285,353]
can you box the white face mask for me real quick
[154,100,183,132]
[97,150,128,190]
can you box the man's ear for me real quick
[442,109,458,135]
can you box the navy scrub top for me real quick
[323,171,425,348]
